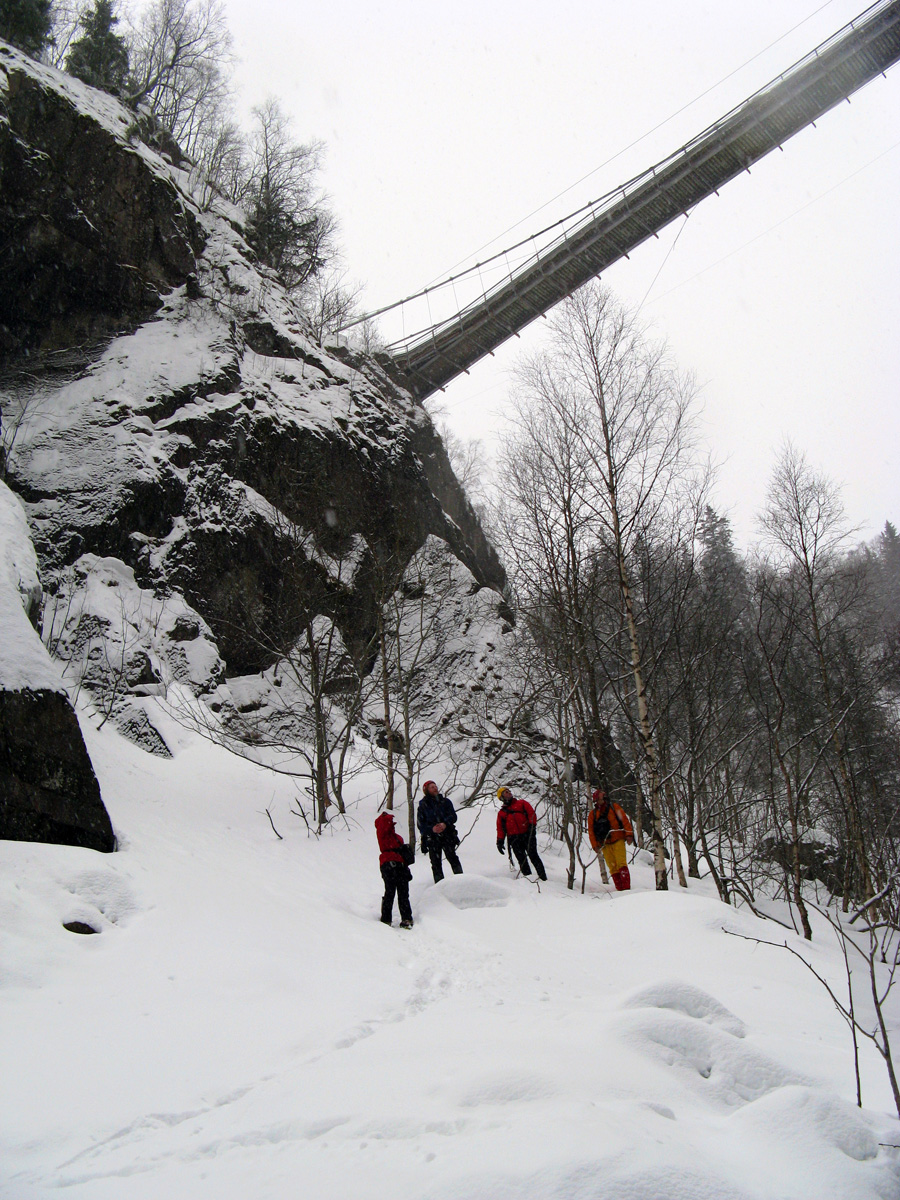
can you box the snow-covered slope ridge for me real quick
[1,717,897,1198]
[1,43,503,680]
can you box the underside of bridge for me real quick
[388,0,900,403]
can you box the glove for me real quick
[420,840,428,854]
[627,835,635,846]
[497,839,505,855]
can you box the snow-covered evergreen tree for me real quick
[65,0,129,96]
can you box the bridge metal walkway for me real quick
[384,0,900,402]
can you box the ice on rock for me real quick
[0,481,63,692]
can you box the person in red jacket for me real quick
[375,810,414,928]
[587,788,634,891]
[496,786,547,881]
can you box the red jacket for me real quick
[497,797,537,840]
[375,812,405,865]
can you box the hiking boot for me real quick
[399,918,414,929]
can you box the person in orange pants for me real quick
[587,789,634,890]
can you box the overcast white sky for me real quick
[221,0,899,547]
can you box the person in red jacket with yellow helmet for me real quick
[587,789,634,891]
[496,786,547,881]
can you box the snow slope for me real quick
[1,714,898,1199]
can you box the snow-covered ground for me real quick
[2,710,898,1199]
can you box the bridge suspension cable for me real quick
[342,1,854,332]
[417,0,848,292]
[345,1,900,402]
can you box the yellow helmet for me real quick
[497,786,511,800]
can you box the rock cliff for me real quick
[0,43,202,359]
[1,42,504,658]
[0,42,510,844]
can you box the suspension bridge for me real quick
[350,1,900,402]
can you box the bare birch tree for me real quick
[760,445,873,904]
[501,281,705,890]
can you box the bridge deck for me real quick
[390,0,900,402]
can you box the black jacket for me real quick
[417,793,457,847]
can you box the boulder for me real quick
[0,687,114,852]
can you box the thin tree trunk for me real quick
[305,623,330,828]
[377,610,394,810]
[627,716,645,851]
[620,570,667,890]
[662,770,688,888]
[699,821,729,903]
[808,601,872,902]
[684,758,701,878]
[773,733,813,940]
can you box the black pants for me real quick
[508,831,547,880]
[380,862,412,924]
[427,832,463,883]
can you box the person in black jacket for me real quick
[417,780,464,883]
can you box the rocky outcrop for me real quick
[0,481,114,852]
[0,41,204,361]
[0,50,505,681]
[42,553,225,756]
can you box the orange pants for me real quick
[601,839,627,874]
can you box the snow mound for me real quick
[622,980,747,1037]
[729,1084,879,1162]
[58,867,139,930]
[619,1007,807,1109]
[428,875,511,909]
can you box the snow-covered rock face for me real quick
[0,48,505,682]
[0,42,203,359]
[42,554,224,755]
